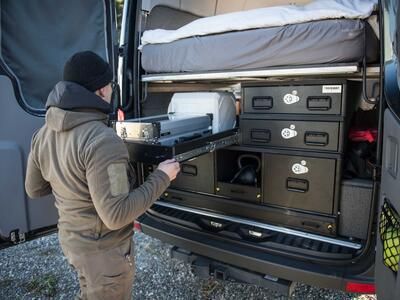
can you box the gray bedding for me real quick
[141,18,379,74]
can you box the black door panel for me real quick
[0,0,117,247]
[376,0,400,298]
[376,110,400,300]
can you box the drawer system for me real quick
[222,80,358,235]
[133,80,361,237]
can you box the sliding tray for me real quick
[115,113,212,145]
[123,129,239,164]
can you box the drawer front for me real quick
[241,119,341,152]
[170,153,215,194]
[243,84,343,115]
[263,153,337,214]
[216,182,261,203]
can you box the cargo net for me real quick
[379,200,400,273]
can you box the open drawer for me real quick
[117,126,240,164]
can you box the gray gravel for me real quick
[0,232,376,299]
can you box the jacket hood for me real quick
[45,107,108,132]
[45,81,109,132]
[46,81,111,113]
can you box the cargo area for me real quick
[120,0,382,265]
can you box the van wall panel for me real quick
[144,0,312,15]
[142,0,180,12]
[181,0,217,16]
[216,0,246,14]
[243,0,311,10]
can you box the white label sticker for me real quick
[292,162,309,175]
[322,85,342,94]
[283,93,300,105]
[281,125,297,139]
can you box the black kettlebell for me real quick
[230,154,261,186]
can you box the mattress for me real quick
[141,18,379,74]
[141,0,377,46]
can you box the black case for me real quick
[242,80,359,117]
[240,117,344,152]
[262,149,341,215]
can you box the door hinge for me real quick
[372,163,382,181]
[118,44,127,57]
[10,229,26,244]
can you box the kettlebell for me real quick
[230,154,261,186]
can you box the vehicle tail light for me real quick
[345,282,376,294]
[133,220,142,232]
[118,109,125,121]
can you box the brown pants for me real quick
[60,238,135,300]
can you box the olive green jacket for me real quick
[25,82,170,252]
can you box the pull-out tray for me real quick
[123,129,239,164]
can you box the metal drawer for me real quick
[170,153,215,194]
[243,82,347,116]
[123,129,239,164]
[263,151,341,215]
[241,118,342,152]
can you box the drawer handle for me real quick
[286,178,309,193]
[181,164,197,176]
[301,221,321,229]
[306,96,332,111]
[230,189,245,194]
[250,129,271,143]
[304,131,329,146]
[252,96,273,110]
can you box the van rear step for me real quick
[170,246,293,296]
[149,202,363,260]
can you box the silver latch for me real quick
[210,221,223,228]
[120,126,127,140]
[248,230,263,238]
[10,230,26,244]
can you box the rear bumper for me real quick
[139,212,375,292]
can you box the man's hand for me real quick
[157,159,180,181]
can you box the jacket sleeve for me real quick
[25,133,52,198]
[84,133,170,230]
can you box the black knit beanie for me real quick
[63,51,113,92]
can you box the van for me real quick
[0,0,399,298]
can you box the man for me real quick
[25,51,180,299]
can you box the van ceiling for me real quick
[142,0,312,16]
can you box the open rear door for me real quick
[375,0,400,298]
[0,0,118,248]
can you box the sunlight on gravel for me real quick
[0,232,377,300]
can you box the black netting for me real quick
[379,200,400,273]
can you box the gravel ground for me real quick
[0,232,376,300]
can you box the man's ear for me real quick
[95,86,107,98]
